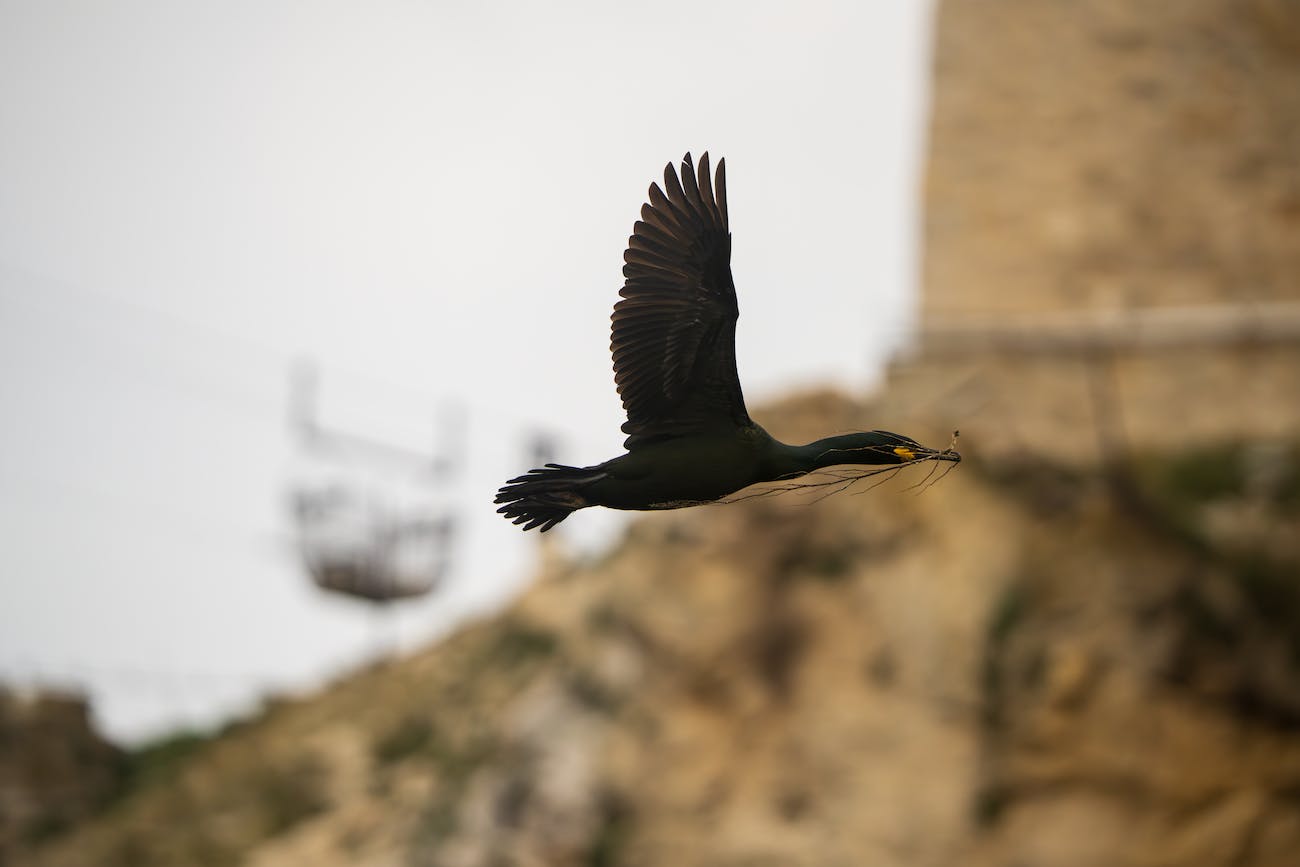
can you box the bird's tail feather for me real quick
[494,464,604,532]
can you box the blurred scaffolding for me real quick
[287,360,461,608]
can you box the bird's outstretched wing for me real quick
[611,153,751,448]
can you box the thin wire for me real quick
[0,465,291,558]
[0,261,931,454]
[1,269,619,463]
[0,262,449,418]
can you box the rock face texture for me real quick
[885,0,1300,463]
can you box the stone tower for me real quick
[882,0,1300,463]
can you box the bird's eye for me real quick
[893,446,916,461]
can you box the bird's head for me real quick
[867,430,962,465]
[806,430,962,468]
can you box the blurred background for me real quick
[2,1,1299,866]
[1,0,930,742]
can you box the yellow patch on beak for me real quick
[893,446,916,461]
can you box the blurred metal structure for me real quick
[292,487,454,603]
[528,431,559,469]
[287,360,460,605]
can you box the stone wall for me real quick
[885,0,1300,464]
[923,0,1300,318]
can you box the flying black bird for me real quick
[497,153,960,532]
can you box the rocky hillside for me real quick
[10,2,1300,863]
[0,690,122,861]
[15,392,1300,867]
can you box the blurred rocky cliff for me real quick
[11,0,1300,864]
[12,389,1300,867]
[0,689,122,862]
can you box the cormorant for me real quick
[497,153,960,532]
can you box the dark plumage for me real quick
[497,153,960,532]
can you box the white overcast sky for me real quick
[0,0,935,741]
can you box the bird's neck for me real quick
[766,432,907,478]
